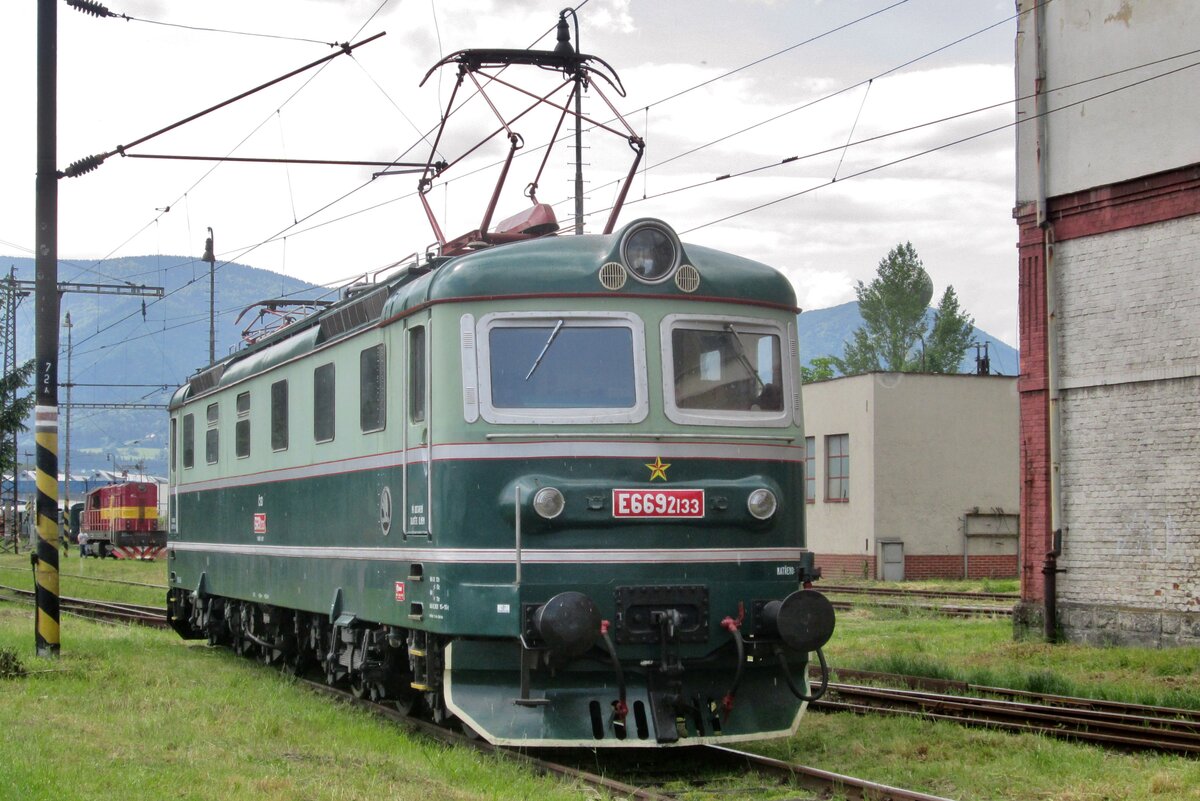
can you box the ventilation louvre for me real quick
[187,364,226,396]
[675,264,700,293]
[317,288,387,343]
[599,262,627,290]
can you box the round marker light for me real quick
[621,222,679,283]
[747,488,777,520]
[533,487,566,519]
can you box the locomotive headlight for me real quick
[532,487,566,519]
[747,488,777,520]
[621,221,680,283]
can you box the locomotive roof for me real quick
[171,218,796,409]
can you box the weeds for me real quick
[0,646,25,678]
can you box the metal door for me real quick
[403,320,430,536]
[879,540,904,581]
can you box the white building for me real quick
[803,372,1018,580]
[1014,1,1200,646]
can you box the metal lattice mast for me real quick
[1,269,26,553]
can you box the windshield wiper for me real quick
[525,319,565,380]
[724,323,765,393]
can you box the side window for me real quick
[170,417,177,476]
[205,402,219,465]
[805,436,815,503]
[314,363,336,443]
[182,414,194,470]
[271,380,288,451]
[409,326,426,424]
[825,433,849,502]
[235,391,251,459]
[360,344,386,433]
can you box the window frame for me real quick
[314,362,336,443]
[205,402,219,465]
[473,311,648,425]
[660,313,792,427]
[181,414,194,470]
[359,343,387,434]
[408,325,426,424]
[805,436,816,504]
[235,391,251,459]
[825,433,849,503]
[271,379,289,452]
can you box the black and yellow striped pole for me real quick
[34,0,60,657]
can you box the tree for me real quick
[1,360,35,478]
[801,356,838,384]
[923,286,976,373]
[835,242,933,374]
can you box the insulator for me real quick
[66,0,114,18]
[61,154,105,178]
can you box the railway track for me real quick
[299,678,957,801]
[0,584,167,628]
[828,597,1013,618]
[820,583,1018,603]
[0,563,168,590]
[814,677,1200,754]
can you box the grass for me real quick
[741,603,1200,800]
[0,551,167,607]
[0,603,600,801]
[4,563,1200,800]
[822,576,1020,594]
[823,604,1200,710]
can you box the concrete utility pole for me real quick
[34,0,60,657]
[62,312,72,519]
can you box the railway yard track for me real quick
[819,584,1018,603]
[813,667,1200,755]
[821,584,1016,618]
[0,584,167,628]
[4,587,1196,797]
[300,678,957,801]
[0,563,168,590]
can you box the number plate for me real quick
[612,489,705,518]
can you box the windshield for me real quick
[490,325,637,409]
[671,326,784,412]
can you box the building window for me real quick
[825,433,848,502]
[205,403,219,465]
[182,414,194,470]
[271,380,288,452]
[235,391,251,459]
[314,363,336,443]
[360,344,386,433]
[409,326,425,424]
[805,436,815,503]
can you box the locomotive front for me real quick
[425,218,835,745]
[165,217,833,748]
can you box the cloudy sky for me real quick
[3,0,1019,354]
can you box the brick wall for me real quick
[813,553,1017,580]
[1015,207,1051,605]
[813,553,874,580]
[1016,164,1200,645]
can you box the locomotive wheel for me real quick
[392,691,420,716]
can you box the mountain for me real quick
[3,258,1019,478]
[3,255,322,477]
[798,301,1019,376]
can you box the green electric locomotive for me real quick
[166,216,834,746]
[166,34,834,747]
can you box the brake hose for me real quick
[775,644,829,703]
